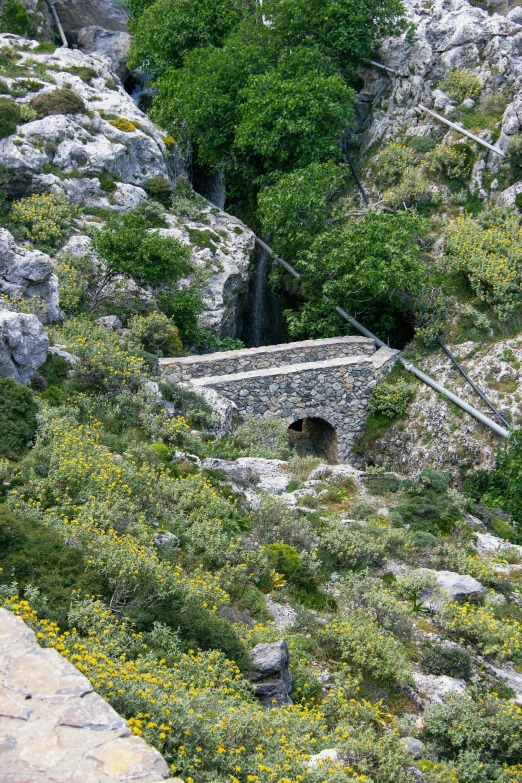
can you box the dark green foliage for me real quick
[129,0,246,72]
[362,473,402,495]
[483,431,522,525]
[490,516,517,541]
[144,175,172,206]
[391,488,462,535]
[420,643,471,678]
[97,171,119,193]
[0,377,37,460]
[37,353,69,387]
[33,42,58,54]
[282,211,427,342]
[29,88,85,116]
[0,506,106,627]
[420,468,448,493]
[407,136,436,153]
[0,96,20,138]
[266,543,317,591]
[0,78,9,94]
[0,0,31,35]
[91,208,191,286]
[133,602,252,673]
[156,286,205,343]
[408,531,438,549]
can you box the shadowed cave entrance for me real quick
[287,417,338,464]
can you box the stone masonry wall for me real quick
[160,336,375,382]
[191,348,398,461]
[0,607,174,783]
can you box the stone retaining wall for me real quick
[191,348,398,461]
[160,336,374,382]
[0,607,174,783]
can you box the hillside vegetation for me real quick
[2,1,522,783]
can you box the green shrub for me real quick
[0,377,38,460]
[445,206,522,321]
[29,88,85,116]
[490,516,517,542]
[159,379,214,429]
[407,136,436,153]
[0,0,31,35]
[320,521,386,569]
[507,134,522,172]
[438,68,482,103]
[0,506,106,627]
[420,643,471,678]
[392,487,462,535]
[265,542,317,590]
[11,192,77,252]
[208,415,292,460]
[170,177,207,220]
[383,167,436,209]
[65,65,98,83]
[420,468,448,493]
[128,311,183,357]
[136,199,168,227]
[144,175,171,205]
[484,430,522,524]
[156,284,205,344]
[369,378,415,419]
[426,143,473,181]
[0,96,20,138]
[372,141,417,188]
[37,353,69,387]
[319,612,411,685]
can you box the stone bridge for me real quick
[160,336,398,463]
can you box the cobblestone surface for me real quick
[0,608,175,783]
[160,336,375,381]
[190,348,398,462]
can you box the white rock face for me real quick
[0,35,172,196]
[0,228,61,323]
[307,749,341,770]
[52,0,128,43]
[0,310,49,384]
[77,27,132,81]
[434,570,484,601]
[412,671,467,703]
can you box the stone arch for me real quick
[287,417,338,464]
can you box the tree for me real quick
[283,211,427,341]
[89,209,191,310]
[484,431,522,526]
[128,0,246,73]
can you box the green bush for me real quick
[507,134,522,172]
[170,177,207,220]
[29,88,86,116]
[407,136,436,153]
[320,521,386,569]
[265,542,317,590]
[37,353,69,387]
[128,312,183,357]
[0,505,106,627]
[0,96,20,138]
[420,468,448,493]
[484,430,522,525]
[372,141,417,188]
[0,377,37,460]
[11,192,77,252]
[426,143,473,181]
[0,0,31,35]
[369,378,415,419]
[159,379,214,429]
[490,516,517,542]
[420,643,471,678]
[144,175,171,205]
[209,415,292,460]
[65,65,98,83]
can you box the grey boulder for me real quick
[435,570,484,601]
[400,737,425,760]
[0,310,49,384]
[52,0,128,43]
[0,228,61,324]
[250,640,292,707]
[77,26,132,81]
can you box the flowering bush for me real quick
[369,378,416,419]
[128,311,183,357]
[444,207,522,320]
[11,192,77,252]
[372,142,417,188]
[438,69,482,103]
[426,144,473,181]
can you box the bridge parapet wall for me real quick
[160,336,374,382]
[190,347,397,461]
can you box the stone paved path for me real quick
[0,608,178,783]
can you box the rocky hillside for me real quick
[2,2,522,783]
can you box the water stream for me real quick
[242,242,284,348]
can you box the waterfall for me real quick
[242,242,284,347]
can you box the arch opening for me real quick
[287,417,338,464]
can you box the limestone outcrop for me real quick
[0,309,49,384]
[0,607,174,781]
[0,228,61,324]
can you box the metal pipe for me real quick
[343,146,369,205]
[402,361,509,438]
[369,60,401,76]
[437,336,510,428]
[252,237,509,438]
[417,103,506,157]
[45,0,68,47]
